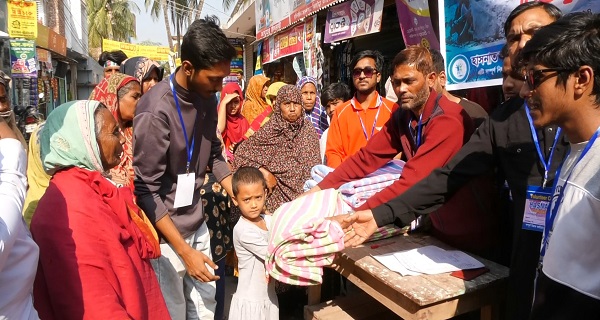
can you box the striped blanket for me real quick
[266,189,347,286]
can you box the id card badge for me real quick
[522,185,552,232]
[173,172,195,208]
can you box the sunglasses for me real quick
[352,67,378,79]
[524,68,570,90]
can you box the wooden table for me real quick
[307,233,509,320]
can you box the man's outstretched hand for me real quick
[329,210,379,247]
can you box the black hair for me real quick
[238,70,243,76]
[232,166,267,196]
[429,49,445,73]
[181,16,237,70]
[321,82,351,106]
[350,50,384,73]
[521,12,600,105]
[504,2,561,38]
[94,103,109,137]
[98,50,128,67]
[117,80,140,100]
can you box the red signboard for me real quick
[262,23,305,64]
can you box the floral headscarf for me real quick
[241,75,270,123]
[39,100,104,175]
[234,85,321,211]
[89,73,138,187]
[296,76,328,138]
[120,56,164,92]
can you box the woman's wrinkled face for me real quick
[226,96,241,115]
[142,69,160,93]
[118,81,142,122]
[301,82,317,112]
[96,107,125,170]
[280,100,302,123]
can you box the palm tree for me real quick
[145,0,205,53]
[87,0,139,50]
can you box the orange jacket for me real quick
[325,93,398,168]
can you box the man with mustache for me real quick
[340,2,566,319]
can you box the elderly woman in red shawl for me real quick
[89,73,141,188]
[234,85,321,212]
[218,82,248,162]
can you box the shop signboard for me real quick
[102,38,171,61]
[7,0,37,39]
[395,0,438,50]
[291,0,339,23]
[255,0,291,40]
[323,0,383,43]
[440,0,600,90]
[10,39,37,78]
[224,38,244,83]
[262,23,305,64]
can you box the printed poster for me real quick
[395,0,438,50]
[303,16,318,78]
[8,0,37,39]
[10,39,37,78]
[225,38,244,83]
[262,23,305,64]
[255,0,291,40]
[440,0,600,90]
[324,0,383,43]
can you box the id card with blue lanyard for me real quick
[170,74,199,208]
[522,103,562,232]
[539,127,600,266]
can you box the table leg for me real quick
[480,304,499,320]
[307,284,322,305]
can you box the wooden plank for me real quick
[307,285,322,305]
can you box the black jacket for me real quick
[372,97,569,320]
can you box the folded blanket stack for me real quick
[266,189,347,286]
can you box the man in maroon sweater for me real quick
[310,46,499,253]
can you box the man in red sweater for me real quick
[310,46,498,253]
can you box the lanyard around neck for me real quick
[170,74,197,174]
[525,102,562,188]
[409,112,424,149]
[353,95,383,140]
[541,127,600,260]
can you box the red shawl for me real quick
[221,83,249,157]
[31,167,168,320]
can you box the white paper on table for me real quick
[372,253,422,276]
[393,245,485,275]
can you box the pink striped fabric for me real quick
[266,189,346,286]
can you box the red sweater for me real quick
[31,168,169,320]
[319,90,474,209]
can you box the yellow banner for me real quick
[8,0,37,39]
[102,38,171,61]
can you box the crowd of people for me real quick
[2,2,600,320]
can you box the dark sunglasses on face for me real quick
[524,68,570,90]
[352,67,378,79]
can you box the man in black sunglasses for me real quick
[519,12,600,319]
[324,50,398,168]
[337,2,569,319]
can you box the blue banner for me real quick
[439,0,600,90]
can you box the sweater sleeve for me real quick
[324,111,346,168]
[371,114,497,227]
[320,113,401,190]
[133,112,170,223]
[359,113,467,210]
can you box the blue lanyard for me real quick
[353,96,382,140]
[409,112,424,148]
[525,102,562,188]
[169,74,197,174]
[541,127,600,260]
